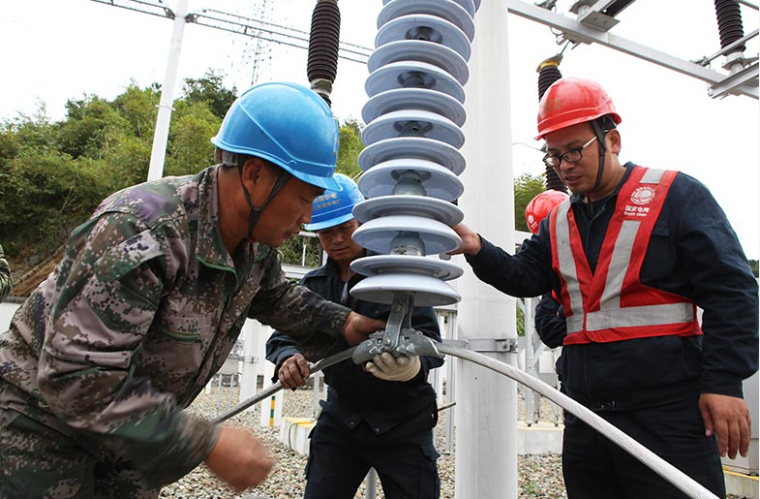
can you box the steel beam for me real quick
[506,0,758,99]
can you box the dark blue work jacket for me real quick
[467,162,758,411]
[266,257,443,434]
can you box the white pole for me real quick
[240,320,261,407]
[454,0,518,497]
[147,0,189,181]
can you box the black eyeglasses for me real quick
[542,136,597,168]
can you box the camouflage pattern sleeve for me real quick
[36,213,219,487]
[0,244,12,301]
[247,250,351,342]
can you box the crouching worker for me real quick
[0,82,385,498]
[266,174,444,499]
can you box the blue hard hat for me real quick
[304,174,364,231]
[211,81,342,191]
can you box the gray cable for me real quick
[436,343,719,499]
[210,348,356,425]
[211,342,719,499]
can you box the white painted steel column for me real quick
[147,0,189,181]
[455,1,518,498]
[239,319,262,406]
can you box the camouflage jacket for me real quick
[0,165,351,487]
[0,244,11,301]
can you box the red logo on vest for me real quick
[630,186,656,205]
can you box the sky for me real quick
[1,0,758,258]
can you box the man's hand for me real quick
[343,311,385,346]
[449,223,482,256]
[365,352,421,382]
[278,354,310,389]
[204,426,275,492]
[699,393,752,459]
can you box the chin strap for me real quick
[236,161,292,243]
[583,117,617,207]
[589,119,608,196]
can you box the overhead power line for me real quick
[88,0,372,64]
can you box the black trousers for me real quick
[303,408,440,499]
[562,395,726,499]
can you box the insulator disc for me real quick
[350,273,461,306]
[351,254,464,281]
[365,61,466,103]
[368,39,469,85]
[382,0,477,21]
[376,14,471,60]
[362,88,466,127]
[359,137,466,175]
[362,109,465,148]
[352,215,462,256]
[357,158,464,201]
[353,196,464,226]
[378,0,475,41]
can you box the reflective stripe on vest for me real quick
[550,166,702,344]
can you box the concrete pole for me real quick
[239,320,262,406]
[454,1,518,498]
[147,0,189,181]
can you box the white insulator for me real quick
[352,215,461,256]
[368,40,470,85]
[361,109,465,148]
[350,273,462,307]
[382,0,478,18]
[359,137,466,175]
[363,88,467,127]
[365,61,465,102]
[353,195,464,226]
[358,159,464,202]
[351,255,464,281]
[352,0,478,306]
[376,14,471,60]
[378,0,476,41]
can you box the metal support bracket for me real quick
[443,338,518,353]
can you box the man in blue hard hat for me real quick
[0,82,385,498]
[266,174,444,499]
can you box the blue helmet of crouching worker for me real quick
[210,81,342,192]
[304,174,364,231]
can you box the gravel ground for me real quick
[160,383,750,499]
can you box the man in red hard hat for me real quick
[525,190,569,236]
[453,77,758,498]
[524,190,569,350]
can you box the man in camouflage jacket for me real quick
[0,82,383,498]
[0,244,11,301]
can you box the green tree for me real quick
[164,100,220,177]
[336,119,364,178]
[749,259,758,278]
[111,83,160,139]
[514,172,547,233]
[182,70,238,121]
[0,152,108,257]
[56,96,132,159]
[0,72,237,267]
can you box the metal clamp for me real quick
[443,338,517,353]
[353,330,444,364]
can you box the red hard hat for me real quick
[525,190,570,234]
[535,78,622,140]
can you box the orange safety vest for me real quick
[549,166,703,345]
